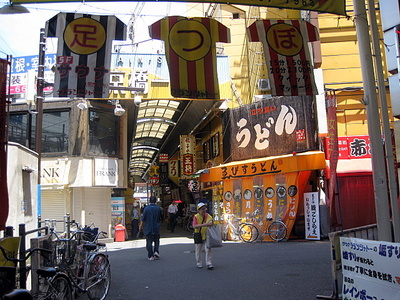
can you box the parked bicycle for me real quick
[222,211,288,242]
[0,244,72,300]
[240,219,287,242]
[184,211,196,232]
[221,214,248,242]
[47,228,111,300]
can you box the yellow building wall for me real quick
[319,0,393,137]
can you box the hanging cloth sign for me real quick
[46,13,126,98]
[247,19,319,96]
[149,16,230,99]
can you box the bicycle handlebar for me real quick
[0,245,53,263]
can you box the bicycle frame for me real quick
[222,214,242,240]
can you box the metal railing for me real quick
[317,224,378,300]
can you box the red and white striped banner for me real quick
[247,19,319,96]
[149,16,230,99]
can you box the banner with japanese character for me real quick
[341,237,400,300]
[149,16,230,99]
[222,95,317,162]
[247,19,319,96]
[180,135,196,177]
[46,13,126,98]
[0,58,9,230]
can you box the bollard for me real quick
[37,215,41,236]
[51,219,57,232]
[19,224,27,289]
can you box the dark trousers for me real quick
[131,219,139,239]
[146,234,160,258]
[169,213,177,232]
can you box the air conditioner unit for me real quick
[257,79,271,91]
[254,94,272,102]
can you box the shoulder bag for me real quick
[207,225,223,248]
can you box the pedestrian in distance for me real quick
[131,202,140,239]
[192,202,214,270]
[140,196,162,261]
[167,200,179,233]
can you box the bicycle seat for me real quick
[4,289,33,300]
[83,243,97,251]
[36,267,57,278]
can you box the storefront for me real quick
[199,151,326,241]
[196,95,326,241]
[41,157,125,234]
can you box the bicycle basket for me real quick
[50,239,77,267]
[0,266,16,295]
[82,227,99,242]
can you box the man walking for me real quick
[168,200,178,233]
[140,196,162,261]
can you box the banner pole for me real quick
[353,0,392,242]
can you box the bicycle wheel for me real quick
[45,273,73,300]
[86,253,111,300]
[268,221,287,242]
[186,219,194,232]
[239,223,258,243]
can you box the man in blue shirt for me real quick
[140,196,162,260]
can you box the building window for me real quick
[9,113,30,148]
[9,110,69,153]
[89,109,119,156]
[42,111,70,153]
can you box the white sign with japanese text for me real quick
[304,192,320,240]
[340,237,400,300]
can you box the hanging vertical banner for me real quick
[247,19,319,96]
[46,13,126,98]
[180,135,196,177]
[149,16,230,99]
[0,58,9,230]
[326,93,339,226]
[304,192,320,240]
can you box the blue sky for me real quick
[0,1,188,58]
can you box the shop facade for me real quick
[199,151,326,240]
[41,157,125,234]
[193,95,326,240]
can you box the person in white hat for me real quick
[192,202,214,269]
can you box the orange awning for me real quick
[200,150,326,182]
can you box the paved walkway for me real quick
[102,222,334,300]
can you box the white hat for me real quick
[197,202,206,210]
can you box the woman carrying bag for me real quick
[192,202,214,270]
